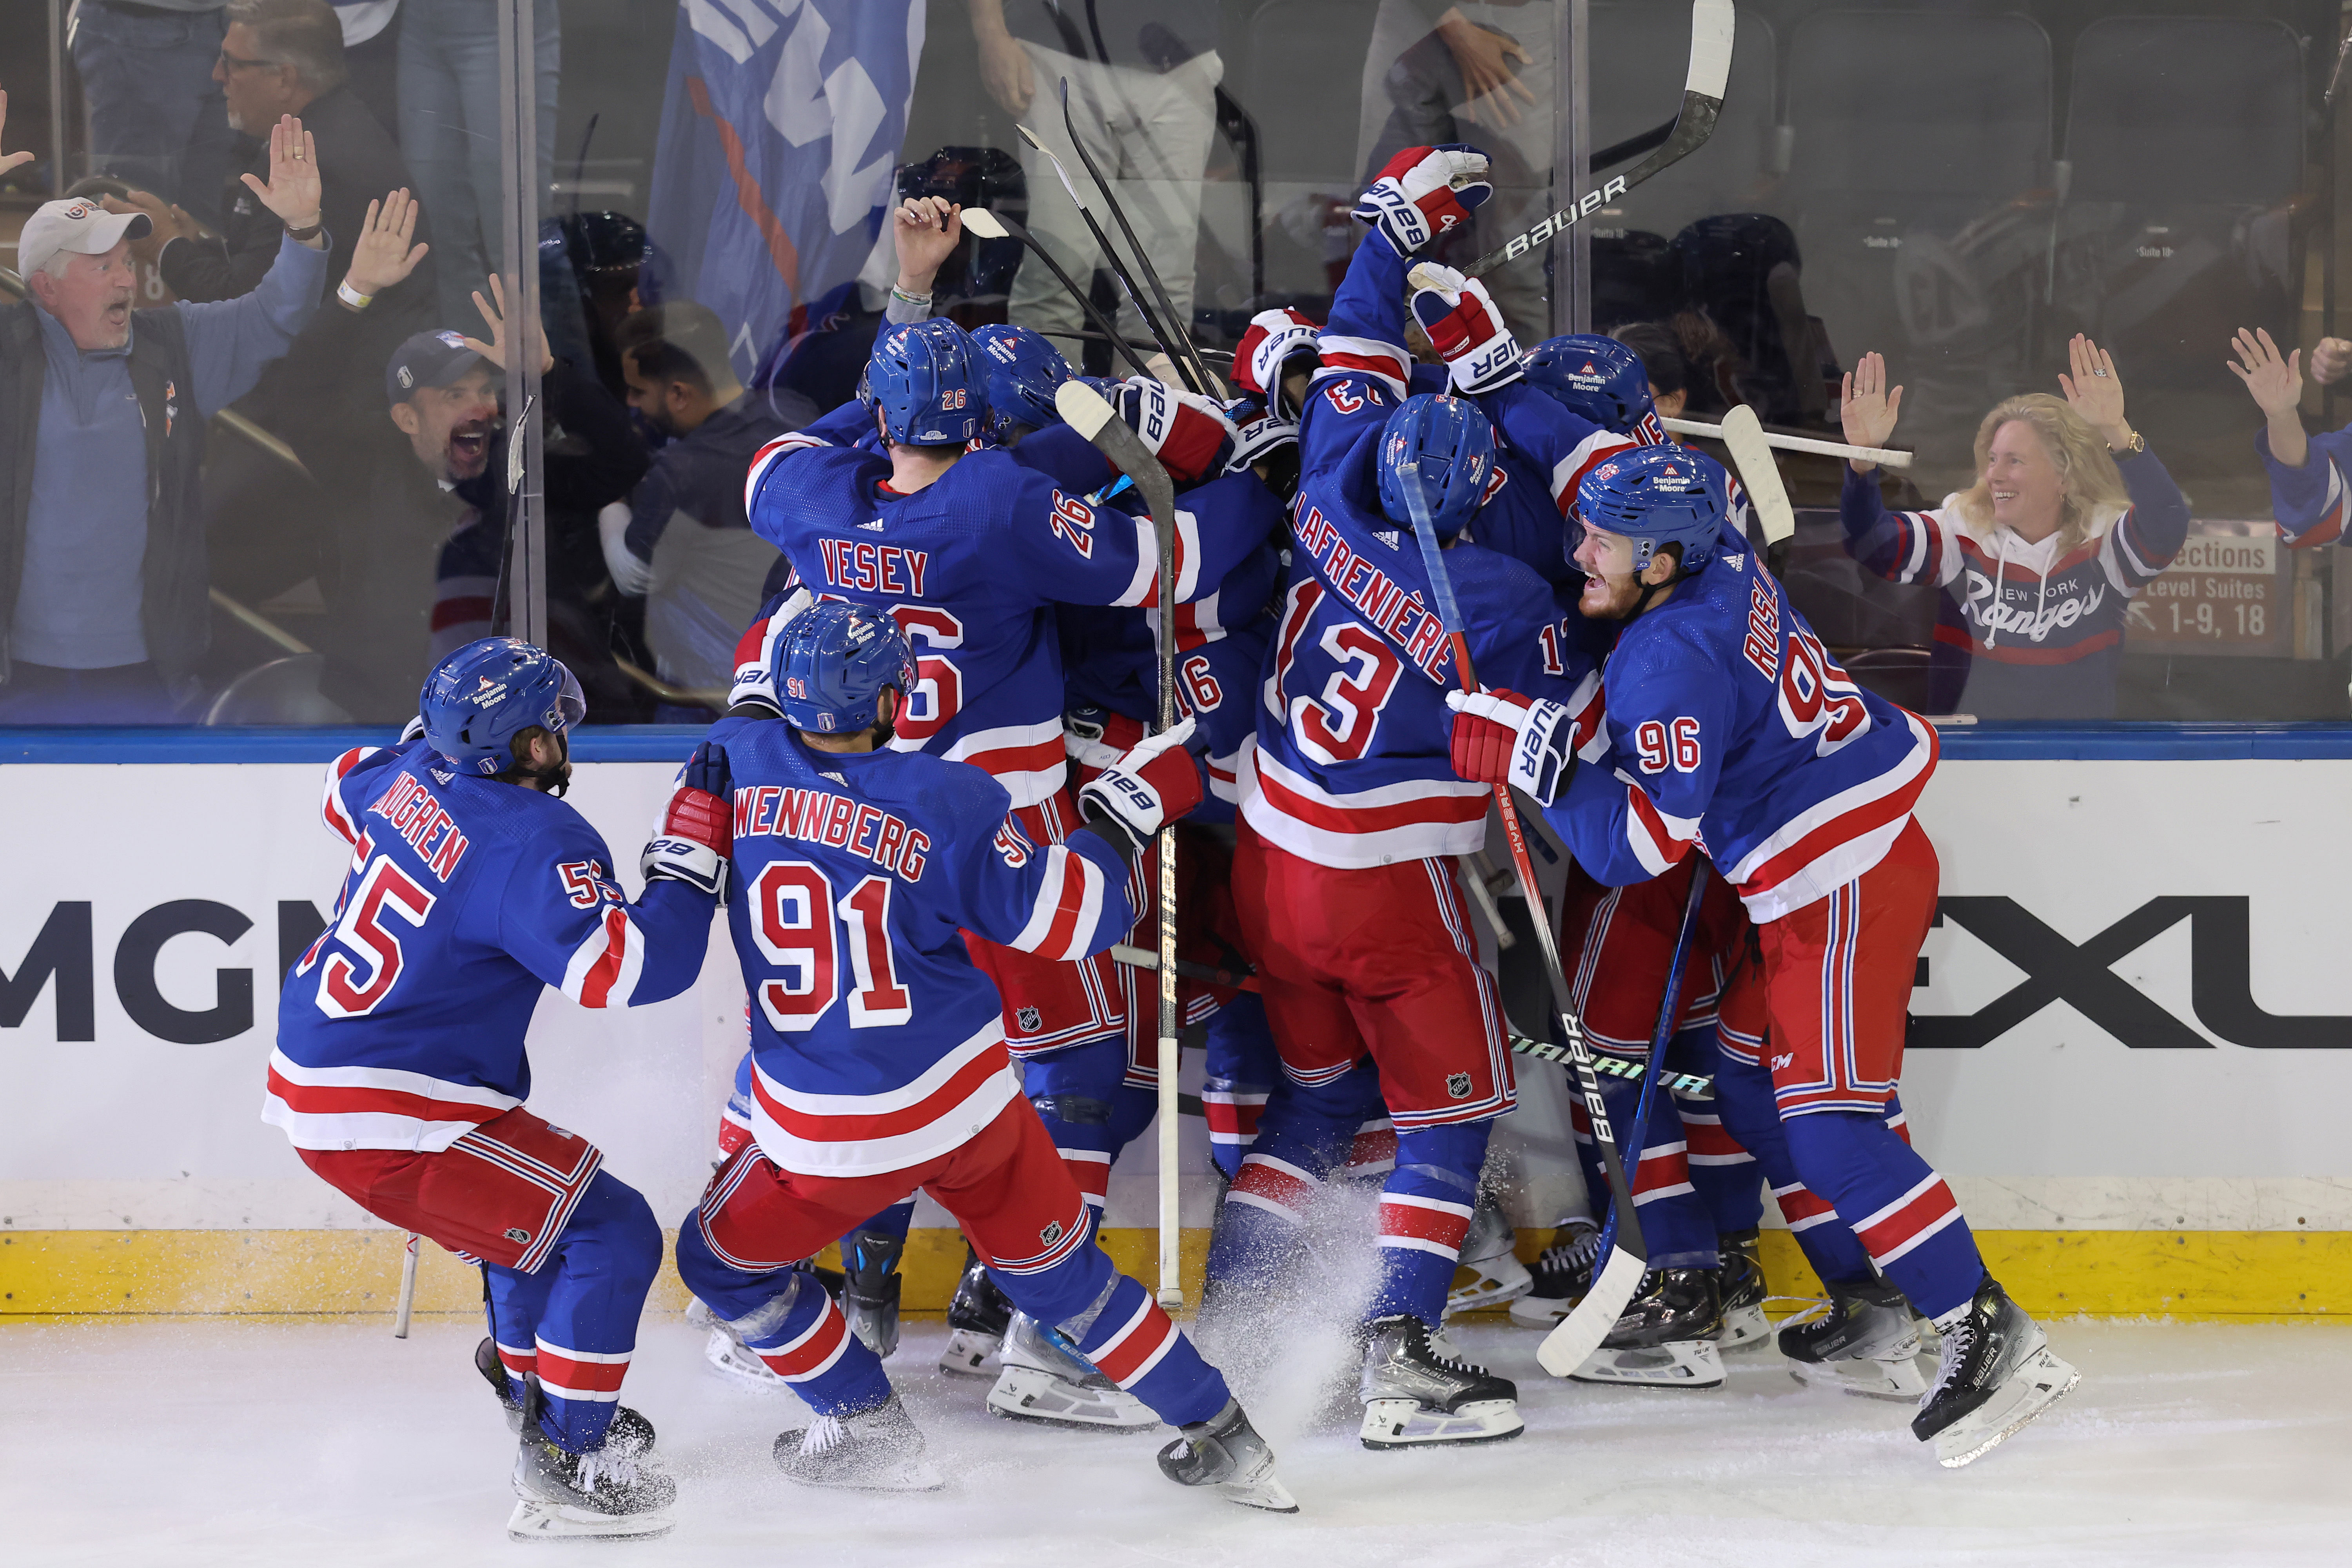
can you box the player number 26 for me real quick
[1633,717,1702,774]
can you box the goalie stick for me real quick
[959,208,1158,382]
[1054,379,1186,1308]
[1392,459,1650,1380]
[1060,78,1223,399]
[1462,0,1735,278]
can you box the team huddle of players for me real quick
[260,146,2077,1541]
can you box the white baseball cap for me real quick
[18,197,151,278]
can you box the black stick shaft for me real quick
[1060,78,1219,397]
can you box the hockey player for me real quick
[672,601,1293,1511]
[1212,143,1606,1451]
[264,637,731,1540]
[1446,443,2080,1467]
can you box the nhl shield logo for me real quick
[504,1227,532,1244]
[1038,1220,1064,1248]
[1446,1072,1473,1100]
[1016,1006,1042,1032]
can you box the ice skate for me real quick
[842,1226,904,1359]
[1443,1200,1532,1318]
[773,1392,945,1492]
[507,1395,676,1542]
[1508,1220,1600,1328]
[986,1310,1160,1428]
[1358,1314,1524,1448]
[938,1245,1011,1379]
[1779,1276,1927,1401]
[1570,1269,1726,1388]
[1714,1228,1771,1350]
[1911,1276,2079,1468]
[1157,1397,1299,1513]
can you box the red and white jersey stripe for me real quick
[1311,334,1409,400]
[747,1014,1020,1178]
[261,1047,521,1152]
[1238,740,1492,869]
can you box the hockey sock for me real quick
[1706,1042,1878,1286]
[1781,1110,1985,1321]
[715,1047,757,1159]
[1207,1062,1370,1290]
[1026,1034,1152,1214]
[1669,1024,1764,1233]
[497,1171,662,1453]
[1884,1092,1913,1146]
[1063,1273,1231,1428]
[1342,1112,1398,1178]
[674,1225,892,1416]
[1367,1120,1494,1325]
[483,1262,553,1403]
[1202,992,1279,1179]
[1581,1056,1718,1270]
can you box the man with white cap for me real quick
[0,111,331,722]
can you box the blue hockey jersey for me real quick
[743,401,1273,809]
[266,740,714,1152]
[1544,524,1938,922]
[1240,232,1604,869]
[710,714,1136,1178]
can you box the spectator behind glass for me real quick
[0,114,330,725]
[601,303,818,719]
[67,0,239,227]
[399,0,558,334]
[970,0,1220,368]
[325,1,403,146]
[1610,321,1691,421]
[1836,338,2190,720]
[2231,327,2352,558]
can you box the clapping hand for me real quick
[0,89,34,180]
[2227,327,2303,419]
[242,114,323,241]
[460,272,553,376]
[345,188,430,297]
[1839,351,1903,472]
[2057,334,2131,449]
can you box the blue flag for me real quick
[646,0,925,379]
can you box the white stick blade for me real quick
[1686,0,1738,99]
[1055,378,1116,440]
[961,208,1008,240]
[1535,1245,1646,1377]
[1406,262,1449,293]
[1719,404,1797,546]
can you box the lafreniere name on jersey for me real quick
[1292,504,1449,678]
[731,785,931,882]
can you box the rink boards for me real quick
[2,727,2347,1320]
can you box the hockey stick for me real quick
[1508,1032,1714,1100]
[1592,862,1711,1276]
[1111,942,1261,994]
[1392,470,1650,1379]
[960,209,1158,382]
[393,1229,420,1338]
[1059,78,1221,399]
[1462,0,1735,278]
[1717,405,1796,547]
[1662,416,1913,472]
[1015,122,1207,397]
[1055,379,1186,1308]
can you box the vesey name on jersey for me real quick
[732,785,931,882]
[365,774,470,881]
[817,537,930,597]
[1292,505,1448,677]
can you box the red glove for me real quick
[1446,688,1577,804]
[1078,715,1204,857]
[1353,143,1494,257]
[1115,378,1239,482]
[1409,263,1522,394]
[642,741,733,895]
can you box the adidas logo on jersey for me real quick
[1374,529,1401,549]
[1723,553,1746,571]
[821,771,847,785]
[858,518,885,531]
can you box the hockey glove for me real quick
[1064,705,1147,778]
[642,741,734,896]
[1224,404,1300,478]
[727,584,814,713]
[1446,688,1577,806]
[1353,143,1493,258]
[1114,378,1240,483]
[1409,263,1523,395]
[1076,713,1204,860]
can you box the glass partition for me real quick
[7,0,2350,727]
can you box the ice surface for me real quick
[7,1316,2347,1567]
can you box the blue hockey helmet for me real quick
[771,600,919,735]
[1376,393,1494,538]
[420,637,585,777]
[1574,445,1730,574]
[1523,334,1655,434]
[969,323,1072,444]
[862,318,987,445]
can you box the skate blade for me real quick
[506,1499,675,1542]
[1933,1348,2080,1469]
[683,1297,715,1331]
[775,1455,947,1493]
[1358,1397,1524,1449]
[1508,1294,1577,1329]
[1218,1465,1300,1514]
[1570,1339,1725,1389]
[938,1327,1004,1379]
[1445,1259,1535,1318]
[702,1327,789,1392]
[1787,1351,1928,1402]
[1715,1303,1771,1350]
[986,1364,1161,1430]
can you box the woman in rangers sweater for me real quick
[1837,336,2190,719]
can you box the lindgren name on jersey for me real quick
[730,784,932,882]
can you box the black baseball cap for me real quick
[385,329,490,405]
